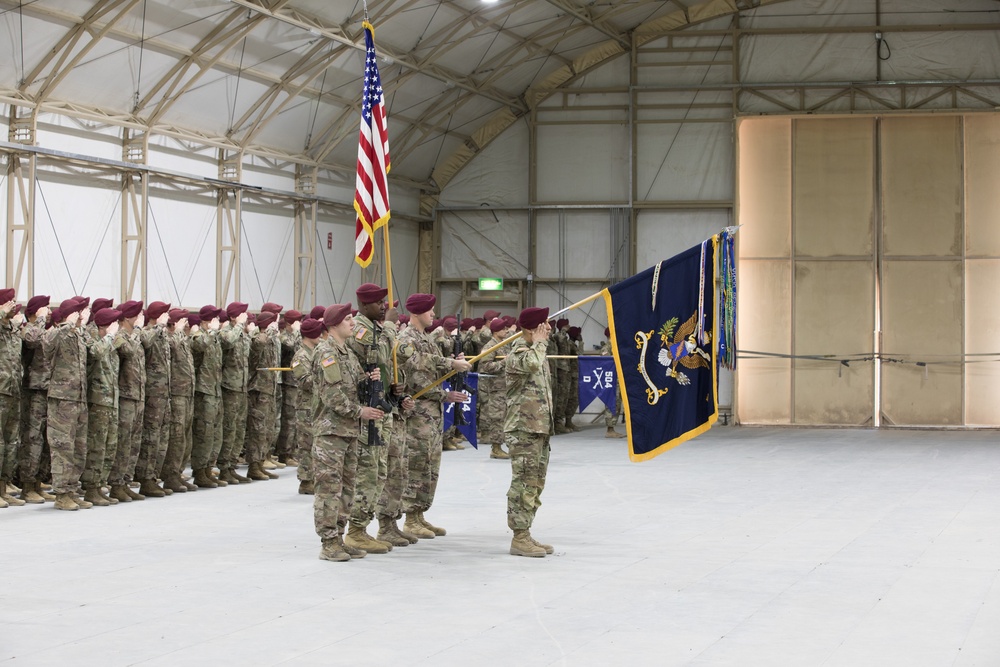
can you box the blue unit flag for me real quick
[442,372,479,449]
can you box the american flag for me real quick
[354,21,391,268]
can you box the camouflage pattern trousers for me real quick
[191,392,222,471]
[18,389,48,484]
[81,404,117,489]
[109,397,143,486]
[276,386,297,461]
[555,369,571,421]
[351,414,391,527]
[376,414,407,521]
[294,405,314,482]
[602,393,624,428]
[245,390,277,463]
[219,389,247,472]
[402,399,443,514]
[0,393,19,483]
[505,430,551,531]
[312,434,358,542]
[47,397,88,495]
[136,392,171,481]
[162,394,193,479]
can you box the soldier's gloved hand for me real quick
[79,307,91,326]
[266,321,279,332]
[384,306,398,323]
[450,358,472,372]
[36,306,49,321]
[189,322,199,333]
[135,313,145,328]
[360,406,385,421]
[209,317,221,331]
[235,312,248,326]
[291,320,301,332]
[0,300,14,316]
[401,396,415,411]
[156,312,170,326]
[12,312,25,326]
[106,321,120,338]
[246,323,258,336]
[445,390,469,403]
[175,317,188,332]
[65,311,80,327]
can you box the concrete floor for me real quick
[2,425,1000,666]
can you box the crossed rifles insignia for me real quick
[635,311,712,405]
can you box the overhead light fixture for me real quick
[482,0,500,4]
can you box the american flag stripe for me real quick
[354,20,391,268]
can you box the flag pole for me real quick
[411,290,603,399]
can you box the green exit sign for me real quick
[478,277,504,291]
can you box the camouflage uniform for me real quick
[504,338,554,531]
[477,335,509,447]
[567,336,581,418]
[291,342,317,483]
[136,324,171,481]
[311,337,364,543]
[346,314,397,529]
[245,328,279,464]
[598,340,623,428]
[219,324,250,475]
[81,329,118,491]
[375,409,407,521]
[546,336,559,424]
[162,329,195,481]
[0,312,22,487]
[398,325,454,514]
[276,328,301,462]
[191,327,226,471]
[109,329,145,486]
[553,328,572,425]
[43,322,89,495]
[18,319,49,487]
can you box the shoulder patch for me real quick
[291,360,299,368]
[321,356,337,368]
[355,327,369,341]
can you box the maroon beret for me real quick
[324,304,352,328]
[556,318,568,329]
[256,311,277,328]
[425,324,436,334]
[144,301,170,321]
[392,299,399,308]
[188,314,202,327]
[503,315,516,327]
[116,300,144,319]
[405,293,436,315]
[168,308,189,325]
[59,298,85,315]
[284,309,303,324]
[73,296,90,309]
[93,308,122,327]
[0,288,14,303]
[350,308,358,317]
[91,298,113,313]
[261,302,283,314]
[300,318,325,339]
[218,310,228,323]
[519,306,550,330]
[472,317,485,329]
[199,305,221,320]
[441,316,458,332]
[26,295,50,316]
[431,318,442,330]
[483,309,500,320]
[569,326,581,340]
[489,318,507,333]
[246,313,257,325]
[48,307,62,325]
[460,318,473,331]
[309,305,326,320]
[356,283,388,304]
[398,314,410,325]
[226,302,248,319]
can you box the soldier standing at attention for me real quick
[0,289,25,507]
[108,301,146,503]
[161,309,196,493]
[80,308,121,507]
[218,302,250,485]
[291,318,324,495]
[190,305,227,488]
[136,301,172,498]
[276,309,303,466]
[45,298,92,511]
[245,310,280,481]
[504,306,555,557]
[17,296,51,504]
[312,304,384,562]
[397,294,472,539]
[477,317,513,460]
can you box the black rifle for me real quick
[357,322,394,446]
[450,315,477,427]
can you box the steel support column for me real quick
[216,149,243,305]
[6,106,37,297]
[293,165,317,311]
[120,128,148,303]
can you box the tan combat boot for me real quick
[376,517,410,547]
[318,539,351,562]
[565,416,580,432]
[74,493,93,509]
[38,483,56,501]
[0,481,25,506]
[193,468,217,489]
[54,493,78,511]
[99,487,118,505]
[531,536,554,554]
[553,422,569,435]
[109,485,132,503]
[162,476,187,493]
[125,484,146,501]
[217,468,240,485]
[281,457,299,467]
[510,530,546,557]
[605,427,626,438]
[297,480,314,495]
[139,479,166,498]
[404,512,435,539]
[21,481,46,504]
[490,444,510,460]
[418,512,446,536]
[83,488,110,507]
[339,536,367,559]
[345,523,389,554]
[246,462,272,481]
[0,495,8,508]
